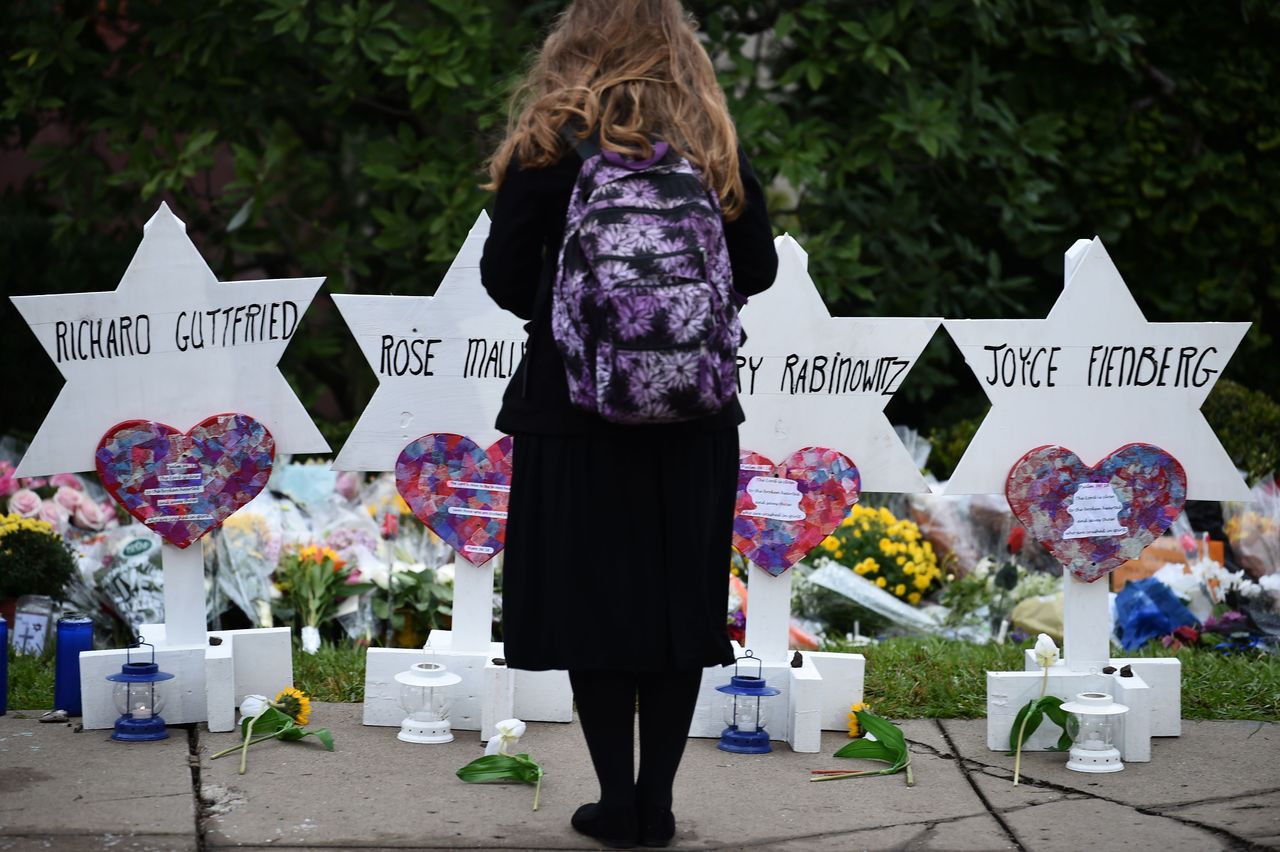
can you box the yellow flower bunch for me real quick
[819,504,945,606]
[0,513,57,541]
[847,702,871,737]
[297,545,346,572]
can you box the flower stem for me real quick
[1013,665,1050,786]
[905,755,915,788]
[239,715,259,775]
[532,773,542,812]
[210,733,277,760]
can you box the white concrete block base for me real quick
[79,625,293,732]
[688,643,865,754]
[362,630,573,741]
[986,655,1179,763]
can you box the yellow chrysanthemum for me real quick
[875,576,887,589]
[894,583,906,597]
[274,686,312,726]
[908,592,922,604]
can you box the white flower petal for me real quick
[1033,633,1059,669]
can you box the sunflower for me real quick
[847,702,871,738]
[273,686,312,726]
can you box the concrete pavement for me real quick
[1,705,1276,851]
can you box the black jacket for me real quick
[480,145,778,436]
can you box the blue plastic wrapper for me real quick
[1114,577,1199,651]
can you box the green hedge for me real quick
[3,1,1276,444]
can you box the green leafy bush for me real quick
[1203,380,1280,482]
[2,1,1276,442]
[0,516,77,600]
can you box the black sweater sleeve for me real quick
[725,149,778,299]
[479,162,570,321]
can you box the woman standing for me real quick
[480,1,777,846]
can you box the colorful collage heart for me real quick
[732,447,861,576]
[1005,443,1187,583]
[395,433,514,567]
[96,413,275,549]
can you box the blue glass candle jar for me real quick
[54,615,94,716]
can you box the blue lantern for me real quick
[106,639,174,742]
[716,651,781,754]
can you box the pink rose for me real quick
[73,499,108,531]
[0,472,16,499]
[19,477,47,490]
[8,488,42,517]
[39,499,70,530]
[54,485,83,512]
[50,473,84,490]
[0,460,13,476]
[335,471,360,502]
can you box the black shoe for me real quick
[571,802,638,849]
[638,809,676,848]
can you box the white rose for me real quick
[435,563,455,586]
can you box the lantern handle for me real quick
[126,635,157,666]
[733,649,764,680]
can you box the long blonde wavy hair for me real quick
[485,0,745,220]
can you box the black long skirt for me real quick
[501,428,739,672]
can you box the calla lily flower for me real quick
[1033,633,1059,669]
[485,718,527,756]
[239,694,270,720]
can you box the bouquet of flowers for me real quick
[1223,476,1279,578]
[274,545,354,653]
[941,528,1062,637]
[817,505,945,605]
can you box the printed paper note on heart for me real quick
[396,433,514,566]
[1005,443,1187,583]
[733,447,861,576]
[96,413,275,549]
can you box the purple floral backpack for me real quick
[551,137,744,424]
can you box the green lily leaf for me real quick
[457,753,543,786]
[1008,695,1071,754]
[857,710,909,771]
[276,726,335,751]
[820,708,913,785]
[240,706,294,737]
[833,737,898,763]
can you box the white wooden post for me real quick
[744,563,792,663]
[161,542,208,646]
[451,557,496,653]
[1062,572,1110,673]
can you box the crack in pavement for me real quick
[956,756,1273,852]
[710,810,1001,850]
[186,725,209,852]
[935,720,1028,852]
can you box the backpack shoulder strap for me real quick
[559,125,601,162]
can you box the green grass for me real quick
[7,638,1278,721]
[820,636,1280,721]
[6,647,57,712]
[292,642,367,702]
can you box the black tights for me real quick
[568,668,703,825]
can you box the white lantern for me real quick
[394,661,462,744]
[1060,692,1129,773]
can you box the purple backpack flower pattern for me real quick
[552,140,743,424]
